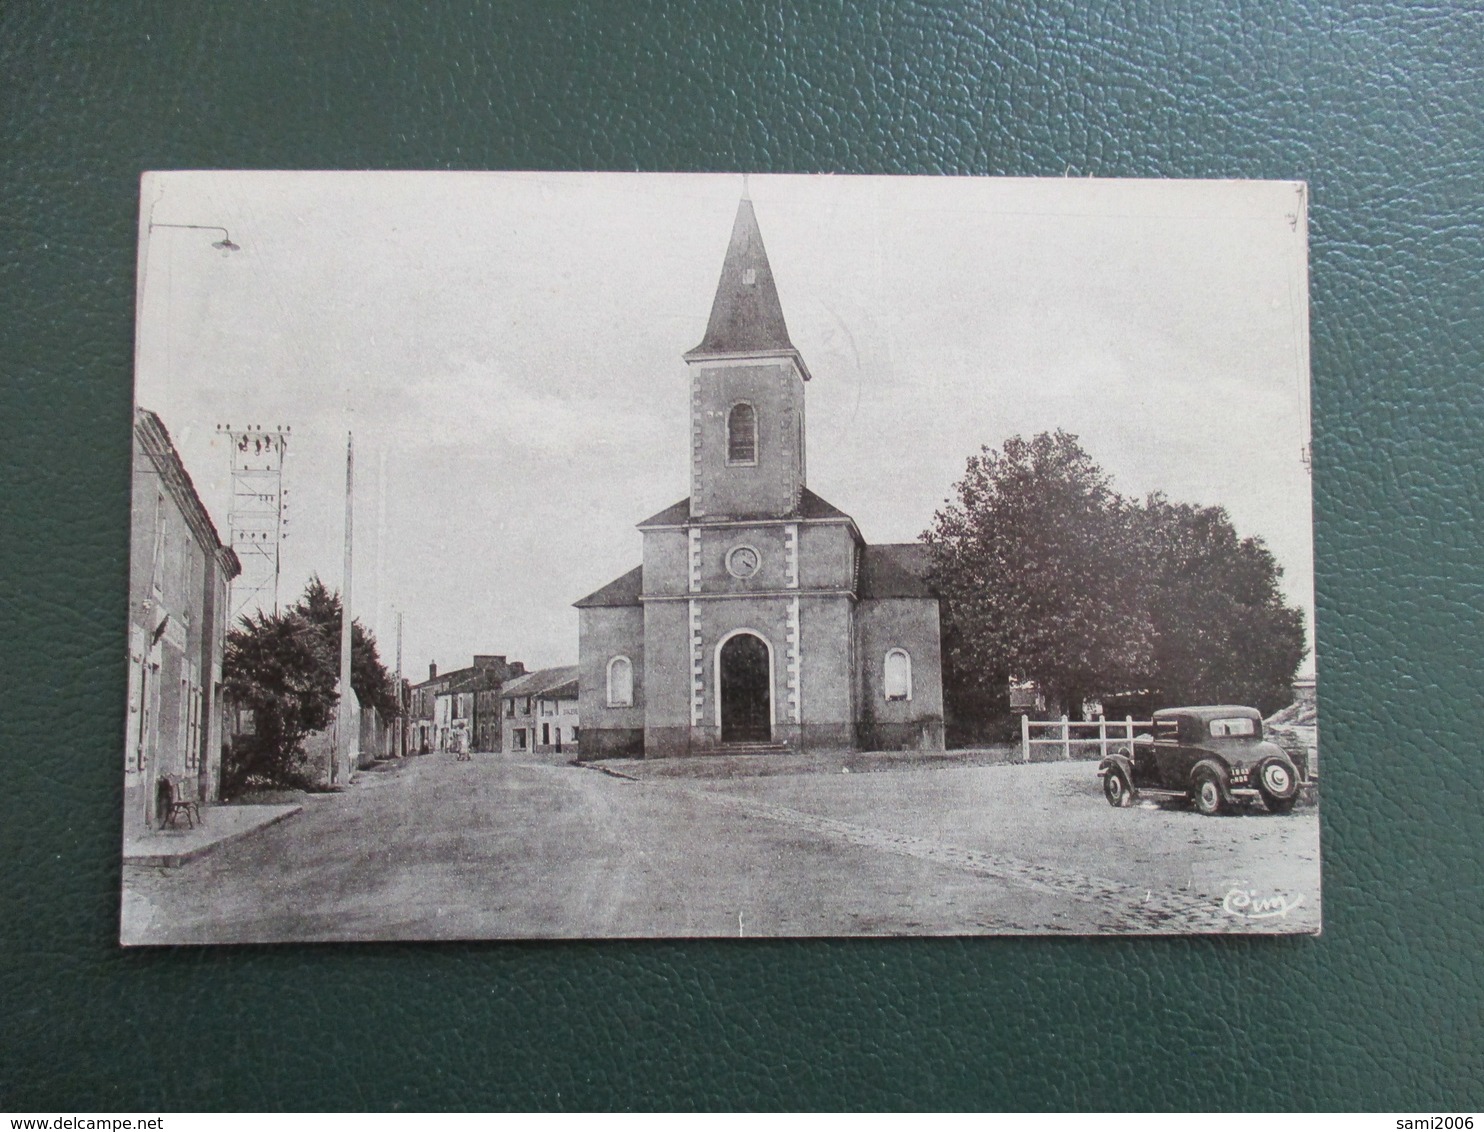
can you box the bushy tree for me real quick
[924,431,1152,722]
[1132,494,1307,716]
[220,577,399,795]
[221,607,337,795]
[292,577,400,719]
[926,431,1306,735]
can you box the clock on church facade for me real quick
[575,192,945,758]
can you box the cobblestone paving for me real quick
[650,778,1250,933]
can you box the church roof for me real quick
[573,565,643,608]
[799,486,851,521]
[637,498,692,528]
[684,195,810,378]
[859,543,937,599]
[635,486,854,528]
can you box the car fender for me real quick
[1188,757,1231,799]
[1097,749,1135,780]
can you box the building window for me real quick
[504,699,514,717]
[884,649,912,701]
[607,656,633,707]
[727,403,757,464]
[541,723,550,746]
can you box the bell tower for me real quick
[683,190,811,521]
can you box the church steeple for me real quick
[685,192,810,380]
[682,189,811,521]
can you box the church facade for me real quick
[575,194,945,758]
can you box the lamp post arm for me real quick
[148,222,240,251]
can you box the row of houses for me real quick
[125,408,574,839]
[407,658,579,756]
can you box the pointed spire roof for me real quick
[685,193,810,379]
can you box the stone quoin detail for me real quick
[689,599,703,727]
[787,595,802,725]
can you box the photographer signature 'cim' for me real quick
[1222,885,1306,920]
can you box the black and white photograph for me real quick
[122,171,1319,943]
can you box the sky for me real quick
[133,171,1315,682]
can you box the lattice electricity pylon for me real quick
[216,423,291,624]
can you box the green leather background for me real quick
[3,1,1481,1111]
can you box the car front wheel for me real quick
[1103,767,1134,808]
[1192,770,1225,816]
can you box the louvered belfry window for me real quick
[728,403,757,463]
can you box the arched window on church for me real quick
[884,649,912,702]
[728,403,757,464]
[607,656,633,707]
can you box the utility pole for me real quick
[395,610,404,758]
[336,431,355,785]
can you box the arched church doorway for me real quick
[719,632,772,743]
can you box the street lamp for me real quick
[149,221,240,254]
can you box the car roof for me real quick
[1152,705,1262,722]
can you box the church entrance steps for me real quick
[700,742,791,757]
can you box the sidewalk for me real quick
[123,803,302,867]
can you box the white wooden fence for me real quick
[1019,715,1151,763]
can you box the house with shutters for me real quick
[411,654,525,753]
[500,665,580,756]
[575,191,944,758]
[126,409,241,833]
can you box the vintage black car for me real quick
[1097,705,1300,816]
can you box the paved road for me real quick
[121,752,1320,943]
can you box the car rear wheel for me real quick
[1258,761,1297,814]
[1192,770,1224,816]
[1103,767,1134,808]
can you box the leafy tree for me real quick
[926,431,1308,736]
[1131,494,1306,716]
[221,607,337,795]
[292,577,400,719]
[925,431,1152,722]
[220,576,399,795]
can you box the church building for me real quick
[575,192,945,758]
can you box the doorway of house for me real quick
[720,632,771,743]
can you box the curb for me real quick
[123,804,303,868]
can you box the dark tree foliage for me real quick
[293,577,401,719]
[221,607,336,795]
[221,576,399,796]
[1131,494,1307,716]
[926,431,1306,737]
[925,431,1152,723]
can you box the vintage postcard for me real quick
[122,172,1319,943]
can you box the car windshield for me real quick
[1208,717,1257,738]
